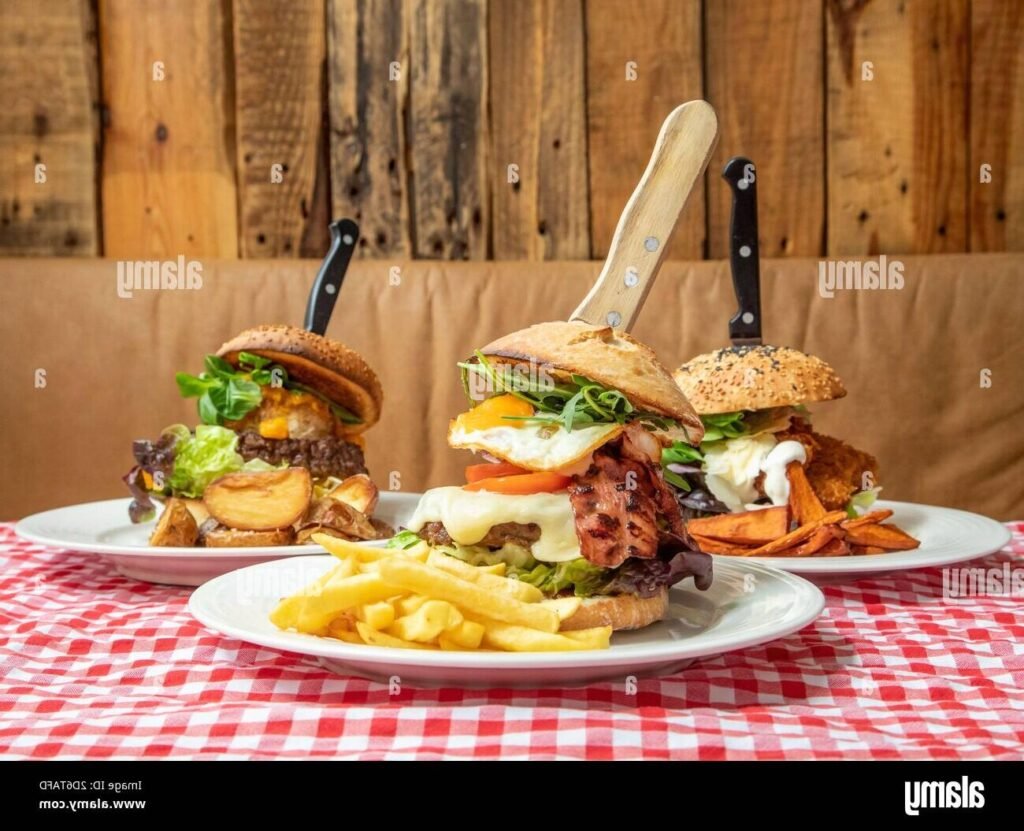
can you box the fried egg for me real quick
[448,395,622,472]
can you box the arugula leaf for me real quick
[700,410,750,442]
[458,351,676,434]
[662,441,703,465]
[660,440,703,492]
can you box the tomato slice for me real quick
[464,471,573,494]
[465,461,530,483]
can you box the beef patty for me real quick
[235,431,367,479]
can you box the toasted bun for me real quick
[673,345,847,414]
[217,325,382,432]
[479,321,703,442]
[559,587,669,631]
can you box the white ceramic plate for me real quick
[731,500,1011,576]
[188,555,825,686]
[14,493,423,586]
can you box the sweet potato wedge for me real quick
[739,510,848,557]
[843,522,920,550]
[688,532,756,556]
[687,505,790,545]
[851,544,887,555]
[203,468,312,530]
[787,462,826,525]
[817,537,852,557]
[841,509,894,529]
[775,525,840,557]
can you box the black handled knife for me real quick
[722,157,762,347]
[304,218,359,335]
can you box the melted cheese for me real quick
[703,435,808,512]
[405,486,581,562]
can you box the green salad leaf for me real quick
[166,425,245,497]
[514,557,610,597]
[176,351,361,426]
[660,441,704,491]
[458,351,680,434]
[164,425,285,497]
[386,530,423,550]
[700,410,751,443]
[845,486,881,518]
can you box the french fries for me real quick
[684,462,920,558]
[269,537,612,652]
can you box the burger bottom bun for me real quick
[559,587,669,632]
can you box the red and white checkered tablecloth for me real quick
[1,522,1022,761]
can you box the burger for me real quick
[394,321,713,632]
[124,324,383,528]
[667,344,879,517]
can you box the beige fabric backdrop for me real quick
[1,254,1022,520]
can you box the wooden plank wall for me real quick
[0,0,1021,260]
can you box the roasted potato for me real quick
[326,474,379,515]
[299,498,380,542]
[202,523,296,548]
[149,498,199,547]
[370,517,395,538]
[180,498,211,526]
[203,468,312,531]
[295,525,356,545]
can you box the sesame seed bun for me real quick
[217,325,383,432]
[559,587,669,631]
[673,345,846,415]
[478,321,704,442]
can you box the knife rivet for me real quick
[325,283,337,295]
[606,311,622,327]
[624,270,639,287]
[738,179,750,191]
[644,236,659,252]
[739,245,752,257]
[742,312,755,324]
[342,234,354,245]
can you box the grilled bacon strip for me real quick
[568,429,685,568]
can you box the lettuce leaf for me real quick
[166,425,246,498]
[700,411,750,443]
[845,486,881,518]
[515,557,610,597]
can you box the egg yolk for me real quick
[455,394,535,432]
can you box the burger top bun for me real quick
[673,344,847,415]
[217,325,383,432]
[478,321,704,442]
